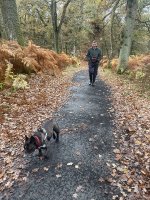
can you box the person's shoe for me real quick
[89,82,92,85]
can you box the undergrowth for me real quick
[101,68,150,98]
[101,54,150,98]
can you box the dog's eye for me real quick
[24,144,28,149]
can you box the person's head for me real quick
[92,41,97,49]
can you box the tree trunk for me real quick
[50,0,72,53]
[0,7,4,38]
[117,0,138,73]
[51,0,59,52]
[110,0,120,59]
[54,30,59,53]
[0,0,24,45]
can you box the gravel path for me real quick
[2,70,119,200]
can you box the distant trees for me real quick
[17,0,72,52]
[17,0,51,47]
[0,0,149,72]
[50,0,72,52]
[0,0,24,45]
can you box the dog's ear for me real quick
[25,135,28,141]
[30,136,35,143]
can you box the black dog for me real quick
[24,119,60,159]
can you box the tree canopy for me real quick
[0,0,150,67]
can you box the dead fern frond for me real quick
[0,41,79,82]
[4,60,14,85]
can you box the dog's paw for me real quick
[56,138,59,143]
[53,134,56,140]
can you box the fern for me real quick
[12,74,29,89]
[135,70,145,79]
[0,83,4,90]
[4,60,14,85]
[4,60,29,89]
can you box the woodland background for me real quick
[0,0,149,57]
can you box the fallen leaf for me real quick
[94,146,98,150]
[73,193,78,198]
[105,178,113,183]
[115,154,122,161]
[112,195,118,200]
[89,138,94,142]
[67,162,73,166]
[56,174,62,178]
[133,185,139,194]
[113,149,120,154]
[98,154,102,158]
[106,163,111,167]
[127,178,133,186]
[43,167,49,171]
[0,170,5,179]
[5,181,13,188]
[75,151,81,156]
[56,163,63,169]
[98,178,104,182]
[32,168,39,173]
[76,185,83,192]
[22,177,27,182]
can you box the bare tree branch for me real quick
[36,8,48,26]
[58,0,72,32]
[110,0,121,58]
[136,18,150,33]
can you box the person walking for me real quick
[86,41,102,86]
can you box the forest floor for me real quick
[0,65,149,200]
[100,69,149,200]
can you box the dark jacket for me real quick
[86,47,102,66]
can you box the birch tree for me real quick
[117,0,138,73]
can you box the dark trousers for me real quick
[89,65,98,83]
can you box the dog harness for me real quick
[34,128,48,149]
[34,135,42,149]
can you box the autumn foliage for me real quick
[0,41,77,82]
[101,54,150,71]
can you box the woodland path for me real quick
[3,70,119,200]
